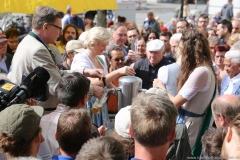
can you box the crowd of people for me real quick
[0,0,240,159]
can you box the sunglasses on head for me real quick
[112,57,125,62]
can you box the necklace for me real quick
[86,52,97,62]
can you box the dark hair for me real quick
[0,127,41,157]
[176,18,190,28]
[57,72,90,107]
[214,44,230,52]
[5,28,20,38]
[76,136,125,160]
[160,32,172,39]
[57,109,92,154]
[198,13,209,21]
[219,19,232,33]
[117,16,126,23]
[138,35,147,43]
[127,27,140,35]
[60,24,79,46]
[108,46,123,59]
[144,29,159,42]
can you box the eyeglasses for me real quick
[112,57,125,62]
[49,24,62,31]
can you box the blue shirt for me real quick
[52,155,75,160]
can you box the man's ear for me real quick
[226,127,233,143]
[108,58,111,64]
[34,132,43,144]
[129,124,134,138]
[169,128,176,142]
[43,23,48,31]
[219,114,227,127]
[54,131,58,141]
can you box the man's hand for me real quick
[92,85,104,99]
[153,78,166,90]
[118,66,136,76]
[83,69,104,79]
[128,50,137,63]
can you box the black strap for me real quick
[28,31,56,64]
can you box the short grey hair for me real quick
[84,27,112,49]
[170,33,182,45]
[32,6,64,30]
[208,36,219,44]
[225,50,240,65]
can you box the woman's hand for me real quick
[153,79,166,90]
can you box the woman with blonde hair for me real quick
[71,27,135,126]
[154,29,216,150]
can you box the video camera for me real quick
[0,66,50,111]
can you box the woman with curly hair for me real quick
[154,28,217,148]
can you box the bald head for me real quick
[212,94,240,127]
[232,20,240,34]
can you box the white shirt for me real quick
[224,73,240,95]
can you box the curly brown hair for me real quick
[178,28,216,90]
[0,127,41,158]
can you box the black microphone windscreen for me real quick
[21,66,50,97]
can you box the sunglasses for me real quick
[112,57,125,62]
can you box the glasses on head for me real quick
[127,27,137,31]
[49,24,62,31]
[112,57,125,62]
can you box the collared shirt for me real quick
[32,31,48,47]
[134,57,171,89]
[0,55,8,73]
[224,73,240,94]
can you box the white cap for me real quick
[65,40,83,52]
[78,31,88,42]
[114,105,131,138]
[146,87,168,96]
[147,39,164,51]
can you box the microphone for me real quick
[7,67,50,106]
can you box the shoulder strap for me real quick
[191,84,217,158]
[97,56,104,66]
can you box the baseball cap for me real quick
[0,34,7,43]
[0,104,44,141]
[114,105,131,138]
[66,40,83,52]
[147,39,164,51]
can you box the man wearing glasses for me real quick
[107,46,125,113]
[8,6,104,112]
